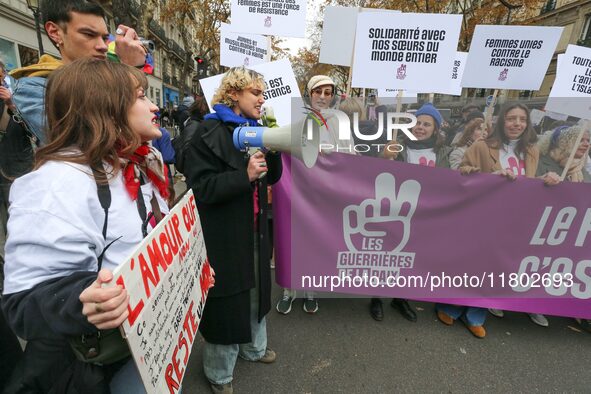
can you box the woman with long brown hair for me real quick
[461,102,558,328]
[2,58,168,393]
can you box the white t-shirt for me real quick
[406,148,436,167]
[3,160,169,294]
[500,140,525,176]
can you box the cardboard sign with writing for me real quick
[545,44,591,120]
[200,59,301,126]
[112,191,214,394]
[220,23,271,67]
[230,0,307,38]
[351,12,462,91]
[462,25,563,90]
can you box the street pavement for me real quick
[176,181,591,393]
[182,279,591,393]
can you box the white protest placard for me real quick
[319,7,401,67]
[220,23,270,67]
[377,89,418,104]
[438,51,467,96]
[200,59,301,126]
[351,12,462,91]
[462,25,563,90]
[230,0,307,38]
[112,191,214,394]
[545,44,591,120]
[530,109,545,126]
[319,6,359,66]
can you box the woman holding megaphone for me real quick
[184,67,282,394]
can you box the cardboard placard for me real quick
[200,59,301,126]
[439,51,468,96]
[462,25,563,90]
[220,23,271,67]
[545,44,591,120]
[376,89,418,104]
[351,12,462,91]
[230,0,307,38]
[112,191,213,394]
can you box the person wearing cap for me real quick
[307,75,336,111]
[275,75,338,316]
[377,103,452,323]
[536,123,590,332]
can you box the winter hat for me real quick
[415,103,443,129]
[307,75,335,93]
[538,124,585,157]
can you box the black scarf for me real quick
[406,135,437,150]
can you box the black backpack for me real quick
[172,119,200,174]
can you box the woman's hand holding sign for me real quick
[80,268,130,330]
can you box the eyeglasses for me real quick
[311,88,334,97]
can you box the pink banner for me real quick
[273,154,591,319]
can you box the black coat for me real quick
[184,119,282,344]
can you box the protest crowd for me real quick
[0,0,590,393]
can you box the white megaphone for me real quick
[232,115,321,168]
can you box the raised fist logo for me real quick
[264,16,272,27]
[343,173,421,253]
[244,57,250,66]
[498,68,508,81]
[396,64,407,80]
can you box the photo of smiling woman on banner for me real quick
[184,67,282,394]
[2,59,169,393]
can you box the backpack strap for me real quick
[91,166,114,271]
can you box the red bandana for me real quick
[121,145,170,200]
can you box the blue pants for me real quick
[436,303,487,326]
[202,288,267,385]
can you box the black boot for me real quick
[369,298,383,321]
[390,298,417,322]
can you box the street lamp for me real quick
[26,0,45,56]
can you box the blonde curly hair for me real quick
[538,124,589,161]
[211,67,265,107]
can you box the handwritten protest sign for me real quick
[462,25,562,90]
[230,0,307,38]
[351,12,461,91]
[112,191,214,394]
[220,23,270,67]
[546,44,591,120]
[200,59,301,126]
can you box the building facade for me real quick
[0,0,198,108]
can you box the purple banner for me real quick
[273,154,591,319]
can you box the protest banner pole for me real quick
[392,90,404,142]
[346,66,353,97]
[560,126,587,181]
[428,93,435,103]
[485,89,499,130]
